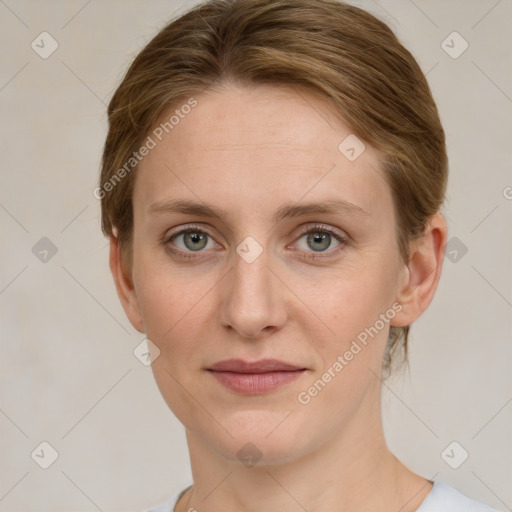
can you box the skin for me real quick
[110,83,447,511]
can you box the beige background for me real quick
[1,0,511,511]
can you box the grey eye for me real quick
[171,229,213,251]
[307,232,332,251]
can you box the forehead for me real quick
[134,84,392,223]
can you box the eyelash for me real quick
[162,224,347,261]
[295,225,347,260]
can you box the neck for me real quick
[176,386,431,511]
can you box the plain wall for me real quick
[1,0,511,510]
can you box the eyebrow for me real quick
[149,198,369,223]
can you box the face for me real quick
[120,84,412,465]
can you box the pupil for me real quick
[308,232,330,252]
[185,232,207,251]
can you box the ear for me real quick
[391,213,448,327]
[109,235,145,333]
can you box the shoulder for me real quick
[144,485,192,512]
[144,487,185,512]
[418,481,500,512]
[143,496,177,512]
[144,481,500,512]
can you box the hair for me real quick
[99,0,448,376]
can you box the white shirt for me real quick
[145,481,499,511]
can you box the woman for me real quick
[99,0,499,510]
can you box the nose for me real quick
[218,246,287,340]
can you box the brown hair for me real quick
[99,0,448,375]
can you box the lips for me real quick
[208,358,305,373]
[207,359,307,394]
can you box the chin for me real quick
[201,409,314,467]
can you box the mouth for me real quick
[206,359,307,394]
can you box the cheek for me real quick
[301,260,400,391]
[310,261,398,340]
[132,240,197,326]
[132,251,222,371]
[136,275,204,345]
[133,263,214,426]
[295,274,394,418]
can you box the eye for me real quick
[292,224,346,259]
[163,223,347,260]
[165,226,219,255]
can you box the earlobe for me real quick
[109,235,145,333]
[391,213,448,327]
